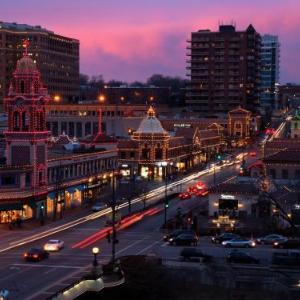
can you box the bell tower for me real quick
[4,39,50,188]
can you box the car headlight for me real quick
[222,241,226,245]
[169,238,173,242]
[251,242,256,247]
[274,242,278,246]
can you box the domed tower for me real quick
[4,40,50,188]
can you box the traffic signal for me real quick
[41,204,45,210]
[165,202,169,208]
[217,154,221,160]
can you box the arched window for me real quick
[22,111,28,131]
[13,111,20,131]
[20,80,25,93]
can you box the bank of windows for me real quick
[48,158,116,183]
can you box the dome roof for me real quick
[15,56,37,73]
[136,106,167,134]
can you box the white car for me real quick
[91,202,108,212]
[222,238,256,248]
[44,239,64,251]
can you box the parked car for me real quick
[91,202,108,212]
[227,250,259,264]
[163,229,195,242]
[272,250,300,266]
[179,192,191,200]
[43,239,64,252]
[180,247,212,262]
[211,233,240,244]
[23,248,49,262]
[222,238,256,248]
[256,234,286,245]
[273,239,300,249]
[169,233,198,246]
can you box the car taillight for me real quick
[33,254,38,258]
[23,253,28,257]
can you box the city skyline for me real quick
[0,0,299,83]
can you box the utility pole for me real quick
[164,165,168,227]
[111,169,117,265]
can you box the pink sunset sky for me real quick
[1,0,299,83]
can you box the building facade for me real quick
[0,22,79,111]
[118,107,222,178]
[0,46,117,224]
[186,24,261,115]
[260,35,280,113]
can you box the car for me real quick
[163,229,195,242]
[23,248,49,262]
[256,234,286,245]
[211,233,240,244]
[222,238,256,248]
[91,202,108,212]
[273,238,300,249]
[180,247,212,262]
[44,239,64,251]
[195,190,208,197]
[169,233,199,246]
[227,250,259,264]
[271,250,300,266]
[179,192,191,200]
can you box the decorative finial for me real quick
[147,106,155,117]
[22,38,30,56]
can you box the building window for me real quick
[1,175,16,185]
[142,148,150,160]
[269,169,276,179]
[282,169,288,179]
[130,151,135,158]
[120,152,126,159]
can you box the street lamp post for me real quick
[92,247,99,267]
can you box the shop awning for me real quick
[0,203,23,211]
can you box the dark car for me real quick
[163,229,195,242]
[180,247,212,262]
[272,251,300,266]
[23,248,49,262]
[273,239,300,249]
[211,233,240,244]
[227,251,259,264]
[169,233,198,246]
[256,234,286,245]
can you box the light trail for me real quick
[0,160,238,253]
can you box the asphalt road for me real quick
[0,156,261,300]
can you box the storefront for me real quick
[0,203,33,223]
[47,184,84,217]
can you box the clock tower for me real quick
[4,40,50,189]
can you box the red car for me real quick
[179,192,191,200]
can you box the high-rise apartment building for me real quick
[0,22,79,111]
[186,24,261,115]
[260,35,280,112]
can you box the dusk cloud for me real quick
[1,0,300,83]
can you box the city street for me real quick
[0,155,265,300]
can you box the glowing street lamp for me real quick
[92,247,100,267]
[53,95,61,102]
[98,95,105,103]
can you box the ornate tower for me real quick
[4,40,50,188]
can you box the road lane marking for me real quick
[116,238,147,256]
[43,268,57,275]
[12,263,83,269]
[136,241,160,255]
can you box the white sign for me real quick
[220,194,235,200]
